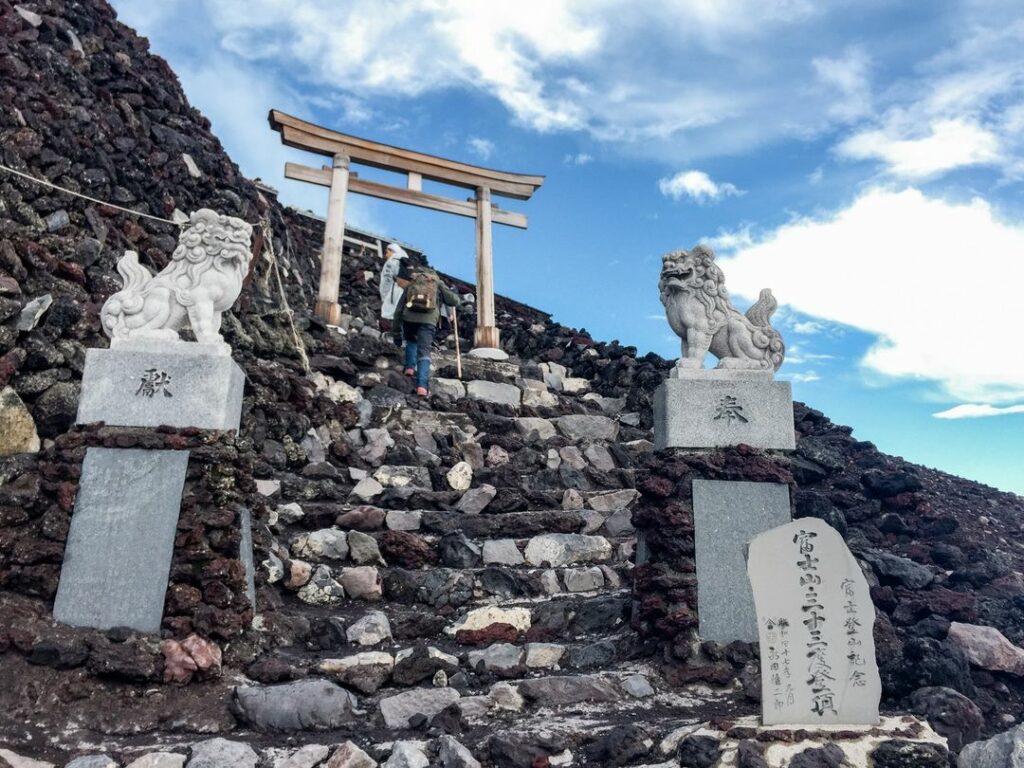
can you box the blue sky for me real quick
[113,0,1023,494]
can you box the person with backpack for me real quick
[378,242,409,331]
[392,261,459,397]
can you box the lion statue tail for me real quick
[746,288,786,371]
[100,251,152,338]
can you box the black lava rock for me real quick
[677,735,721,768]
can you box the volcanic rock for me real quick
[234,679,359,731]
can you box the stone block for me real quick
[432,378,466,399]
[516,417,557,442]
[188,739,257,768]
[554,414,618,442]
[234,679,360,731]
[466,379,521,407]
[654,375,795,451]
[0,386,40,454]
[53,448,189,633]
[561,377,591,394]
[563,566,604,592]
[482,539,524,566]
[524,533,611,567]
[77,340,245,431]
[379,688,461,729]
[386,510,422,531]
[692,479,791,642]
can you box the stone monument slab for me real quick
[654,374,795,451]
[53,447,189,633]
[239,507,257,609]
[748,517,881,726]
[693,479,792,642]
[76,340,245,431]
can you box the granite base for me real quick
[654,373,795,451]
[77,339,244,431]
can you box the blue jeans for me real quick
[402,322,436,389]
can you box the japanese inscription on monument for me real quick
[748,517,881,725]
[764,617,795,712]
[713,394,748,423]
[136,369,173,398]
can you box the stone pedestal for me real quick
[654,369,795,451]
[77,339,244,430]
[53,448,189,633]
[693,479,792,642]
[54,340,249,634]
[633,365,798,650]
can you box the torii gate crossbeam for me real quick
[269,110,544,352]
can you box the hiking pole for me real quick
[452,305,463,380]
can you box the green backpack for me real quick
[406,268,439,312]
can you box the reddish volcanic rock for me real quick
[455,623,522,646]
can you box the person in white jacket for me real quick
[379,243,408,331]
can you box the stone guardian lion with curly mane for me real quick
[100,209,253,350]
[659,244,785,373]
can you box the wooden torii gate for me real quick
[269,110,544,352]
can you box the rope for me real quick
[259,216,311,375]
[0,163,180,226]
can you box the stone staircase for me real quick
[227,329,705,763]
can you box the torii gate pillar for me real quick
[314,153,351,326]
[474,186,498,349]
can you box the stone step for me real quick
[274,551,635,607]
[277,569,633,612]
[276,506,637,545]
[272,592,634,654]
[295,632,646,698]
[284,505,637,538]
[285,600,636,657]
[283,529,635,567]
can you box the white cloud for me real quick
[933,403,1024,419]
[837,118,1000,179]
[106,0,896,164]
[718,187,1024,405]
[659,170,742,204]
[784,343,834,365]
[786,371,822,383]
[563,152,594,165]
[705,226,754,251]
[828,17,1024,180]
[111,1,1024,179]
[467,137,495,161]
[813,46,872,121]
[792,320,826,335]
[204,0,601,133]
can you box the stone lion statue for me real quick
[101,209,253,348]
[659,244,785,372]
